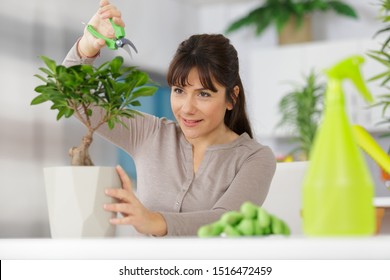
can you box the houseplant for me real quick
[225,0,358,45]
[277,70,325,160]
[367,0,390,124]
[367,0,390,183]
[32,55,157,237]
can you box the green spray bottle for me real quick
[302,55,375,236]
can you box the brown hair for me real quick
[166,34,253,138]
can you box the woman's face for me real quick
[170,67,233,145]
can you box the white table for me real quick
[1,236,390,259]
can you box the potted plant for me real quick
[367,0,390,184]
[277,70,325,160]
[361,0,390,233]
[225,0,358,45]
[32,56,157,237]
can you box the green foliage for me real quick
[368,1,390,140]
[225,0,358,37]
[32,56,158,131]
[277,70,325,159]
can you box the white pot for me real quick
[44,166,121,238]
[262,161,309,235]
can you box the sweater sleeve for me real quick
[160,146,276,236]
[62,41,98,67]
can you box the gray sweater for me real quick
[63,44,276,236]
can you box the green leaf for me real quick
[56,108,67,121]
[131,86,158,100]
[110,56,124,74]
[328,1,358,18]
[134,71,149,87]
[124,108,143,117]
[34,74,49,83]
[107,118,115,130]
[275,9,291,33]
[39,56,57,74]
[64,108,74,118]
[226,6,269,35]
[130,100,141,107]
[31,95,50,105]
[80,64,95,75]
[38,67,55,77]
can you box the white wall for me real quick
[0,0,388,237]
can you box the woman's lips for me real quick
[182,118,202,127]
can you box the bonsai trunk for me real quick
[69,131,94,166]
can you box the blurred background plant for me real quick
[366,0,390,183]
[277,70,325,160]
[368,0,390,152]
[225,0,358,44]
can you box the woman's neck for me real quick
[188,126,239,151]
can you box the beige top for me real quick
[63,44,276,236]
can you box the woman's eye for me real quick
[199,91,211,97]
[173,87,184,94]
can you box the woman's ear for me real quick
[227,86,240,110]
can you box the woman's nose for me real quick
[181,95,197,114]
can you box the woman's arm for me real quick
[62,0,162,157]
[63,0,123,66]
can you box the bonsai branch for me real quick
[67,102,111,166]
[68,102,96,166]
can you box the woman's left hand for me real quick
[104,165,167,236]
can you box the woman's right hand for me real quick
[78,0,125,58]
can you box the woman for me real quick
[64,0,276,236]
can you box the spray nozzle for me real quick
[325,55,373,103]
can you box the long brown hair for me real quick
[166,34,253,138]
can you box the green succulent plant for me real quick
[32,56,158,166]
[225,0,358,37]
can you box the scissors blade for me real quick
[119,38,138,53]
[123,44,134,59]
[116,38,138,59]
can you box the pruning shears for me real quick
[87,18,138,57]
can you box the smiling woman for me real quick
[170,67,238,173]
[170,68,236,145]
[61,0,276,237]
[167,34,251,140]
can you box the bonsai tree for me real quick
[225,0,357,38]
[32,56,158,166]
[277,70,325,160]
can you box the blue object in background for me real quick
[117,86,174,180]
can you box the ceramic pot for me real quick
[44,166,120,238]
[278,15,312,45]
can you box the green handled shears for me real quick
[87,19,138,57]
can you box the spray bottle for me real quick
[302,55,375,236]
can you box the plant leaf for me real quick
[328,1,358,18]
[131,86,158,100]
[39,56,57,74]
